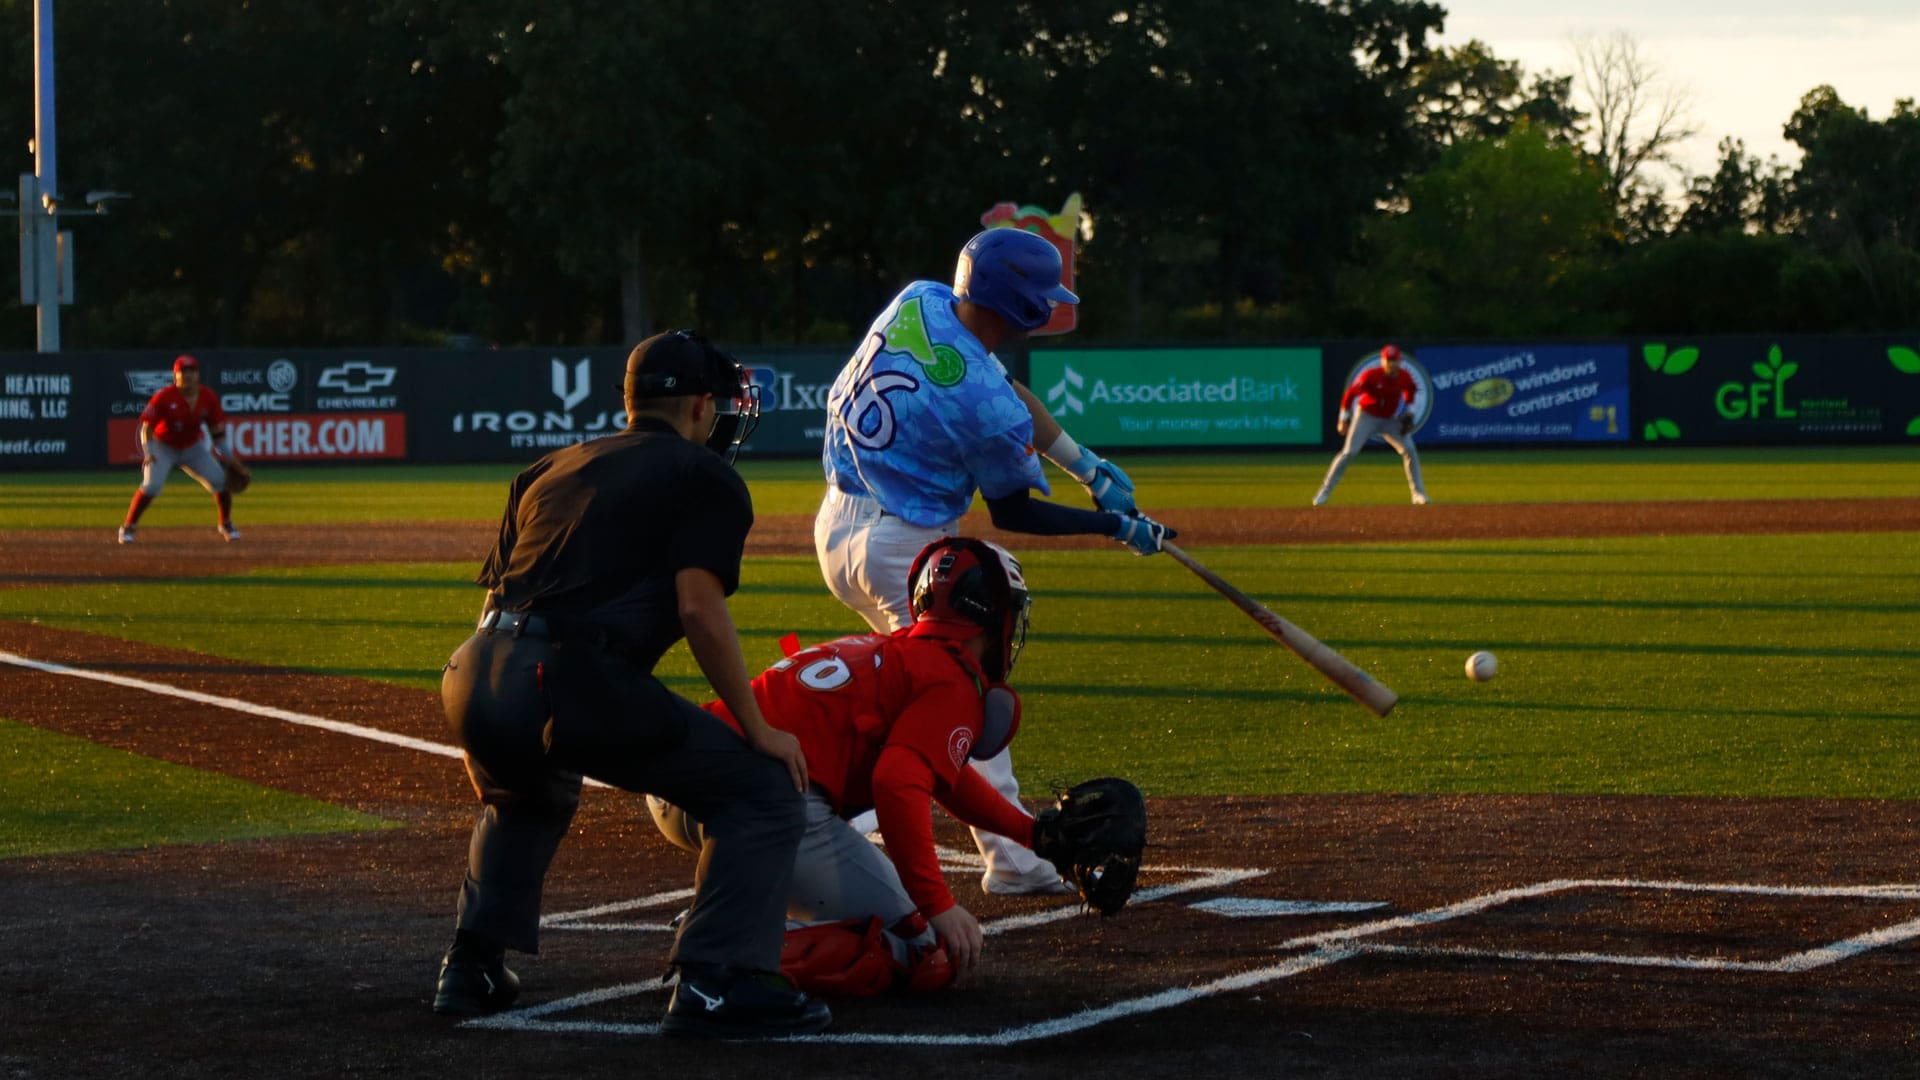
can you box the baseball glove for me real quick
[1031,777,1147,915]
[1398,414,1415,436]
[223,457,253,495]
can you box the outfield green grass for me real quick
[2,445,1916,528]
[1,450,1914,801]
[0,718,396,857]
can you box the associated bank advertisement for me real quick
[1419,344,1630,443]
[1030,348,1322,446]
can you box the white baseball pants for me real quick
[141,435,228,497]
[1316,411,1426,503]
[813,487,1059,890]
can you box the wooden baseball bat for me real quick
[1162,541,1398,717]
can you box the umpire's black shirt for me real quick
[478,416,752,671]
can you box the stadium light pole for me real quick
[10,0,126,353]
[27,0,60,352]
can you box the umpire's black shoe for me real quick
[661,966,831,1039]
[432,943,521,1017]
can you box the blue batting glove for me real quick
[1067,448,1137,513]
[1111,511,1175,556]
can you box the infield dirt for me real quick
[3,500,1917,1078]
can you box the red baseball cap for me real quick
[173,354,200,373]
[1380,344,1401,361]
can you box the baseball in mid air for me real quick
[1465,651,1499,682]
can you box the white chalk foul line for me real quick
[0,649,613,788]
[0,649,462,759]
[1192,898,1391,918]
[1334,879,1920,974]
[19,651,1920,1041]
[474,865,1271,1039]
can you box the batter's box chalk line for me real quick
[480,875,1920,1045]
[11,655,1915,1042]
[1330,878,1920,974]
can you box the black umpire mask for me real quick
[623,330,762,465]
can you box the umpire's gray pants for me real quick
[441,630,803,973]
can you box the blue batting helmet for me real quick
[953,229,1079,332]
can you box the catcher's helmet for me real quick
[622,330,762,464]
[953,229,1078,333]
[905,536,1031,681]
[1380,344,1402,362]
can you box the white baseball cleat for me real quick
[1310,491,1329,507]
[1411,493,1430,505]
[981,867,1076,896]
[116,525,136,544]
[218,522,242,541]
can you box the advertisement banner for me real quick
[1030,348,1322,446]
[1412,344,1631,444]
[410,349,630,462]
[107,413,406,463]
[0,355,88,466]
[96,349,419,464]
[407,347,842,464]
[735,349,842,458]
[978,193,1082,336]
[1636,337,1920,444]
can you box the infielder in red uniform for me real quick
[1313,343,1429,506]
[119,354,244,543]
[650,536,1049,996]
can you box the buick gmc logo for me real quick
[219,360,297,412]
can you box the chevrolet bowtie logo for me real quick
[317,361,398,394]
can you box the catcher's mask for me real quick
[905,536,1031,681]
[621,330,762,464]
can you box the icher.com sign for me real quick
[1031,348,1322,446]
[1419,344,1630,443]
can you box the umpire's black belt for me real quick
[476,609,552,638]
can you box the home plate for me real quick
[1189,898,1390,917]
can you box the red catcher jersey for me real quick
[1340,365,1418,419]
[706,630,1033,917]
[140,385,227,449]
[717,632,986,812]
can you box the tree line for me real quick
[2,0,1913,350]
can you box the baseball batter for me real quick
[651,537,1044,995]
[815,227,1174,895]
[118,354,243,543]
[1313,344,1429,506]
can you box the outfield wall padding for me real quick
[0,335,1913,468]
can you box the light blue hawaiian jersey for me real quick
[822,280,1049,527]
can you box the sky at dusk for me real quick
[1432,0,1918,182]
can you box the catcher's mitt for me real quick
[223,457,252,495]
[1031,777,1146,915]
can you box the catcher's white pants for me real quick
[1316,411,1425,503]
[140,434,227,498]
[813,487,1059,889]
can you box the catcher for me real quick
[649,536,1145,997]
